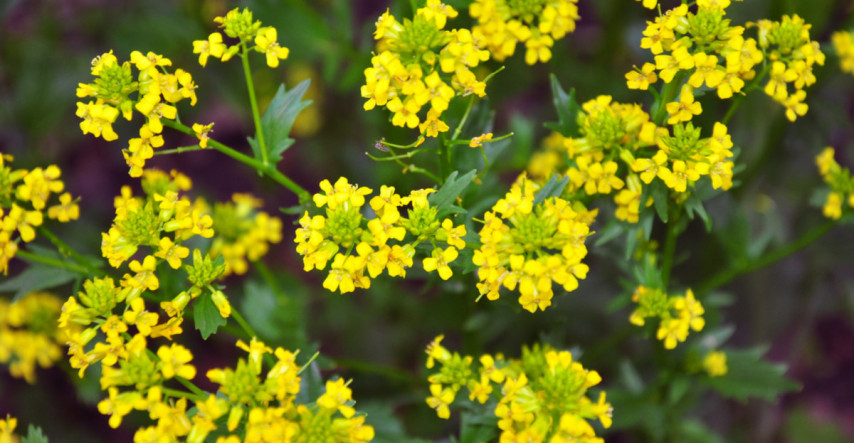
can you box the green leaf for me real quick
[460,410,499,443]
[595,218,625,247]
[619,359,644,394]
[248,80,312,165]
[429,169,477,220]
[684,193,712,231]
[0,263,76,302]
[22,424,49,443]
[193,292,227,340]
[679,419,725,443]
[702,346,800,402]
[296,361,324,405]
[533,173,569,206]
[544,74,581,136]
[241,279,307,349]
[649,180,669,223]
[279,205,305,215]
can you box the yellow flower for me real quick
[426,384,456,419]
[422,246,458,280]
[192,122,214,148]
[254,27,290,68]
[193,32,226,67]
[703,351,728,377]
[157,343,197,379]
[469,132,493,147]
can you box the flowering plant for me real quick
[2,0,854,441]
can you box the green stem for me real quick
[153,145,205,156]
[383,145,442,183]
[438,140,449,181]
[451,96,475,142]
[652,70,689,126]
[162,120,310,205]
[174,375,207,398]
[721,63,771,126]
[241,46,268,167]
[231,306,257,340]
[660,208,680,289]
[15,249,93,275]
[696,220,834,295]
[366,147,434,162]
[37,226,102,275]
[333,357,419,386]
[161,387,205,402]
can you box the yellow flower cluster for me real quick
[469,0,580,65]
[629,121,735,194]
[0,292,67,383]
[362,1,490,136]
[633,0,758,105]
[425,336,611,441]
[0,155,79,274]
[527,96,733,224]
[295,177,467,293]
[0,415,21,442]
[76,50,199,176]
[193,8,290,68]
[208,193,283,276]
[833,30,854,75]
[200,338,374,442]
[815,147,854,220]
[629,286,705,349]
[754,14,825,121]
[473,174,595,312]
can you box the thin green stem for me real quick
[37,226,102,275]
[241,46,268,166]
[231,306,257,340]
[333,357,419,386]
[721,63,771,126]
[161,387,205,402]
[174,375,207,398]
[366,147,434,162]
[383,145,441,183]
[696,220,834,295]
[153,145,205,156]
[298,351,320,375]
[652,70,689,126]
[660,208,680,289]
[451,96,476,142]
[162,120,310,205]
[15,249,92,275]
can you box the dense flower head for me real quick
[76,50,198,176]
[0,155,79,274]
[208,193,283,276]
[630,286,705,349]
[362,2,491,137]
[473,173,596,312]
[469,0,581,65]
[195,8,290,69]
[0,292,67,384]
[203,339,374,442]
[425,338,611,440]
[833,30,854,75]
[815,147,854,220]
[295,177,466,293]
[702,350,728,377]
[752,14,824,121]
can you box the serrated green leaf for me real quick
[429,169,476,220]
[545,74,581,136]
[702,346,800,402]
[248,80,312,166]
[0,264,77,302]
[684,193,712,231]
[193,292,227,340]
[533,173,569,206]
[22,424,49,443]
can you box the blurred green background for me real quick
[2,0,854,441]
